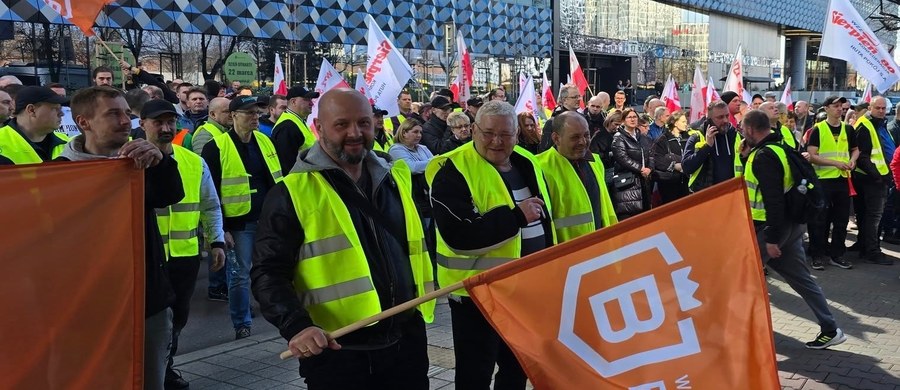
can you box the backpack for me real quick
[766,142,825,224]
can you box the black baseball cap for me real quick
[437,88,454,99]
[720,91,739,104]
[228,96,266,112]
[823,96,848,106]
[466,97,484,107]
[431,96,459,110]
[15,86,68,114]
[751,93,764,101]
[286,86,320,100]
[372,106,389,116]
[141,99,178,119]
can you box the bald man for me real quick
[252,88,433,388]
[192,97,233,155]
[760,101,797,149]
[852,96,894,265]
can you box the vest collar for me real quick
[292,142,392,187]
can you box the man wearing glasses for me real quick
[202,96,283,340]
[428,101,555,389]
[539,84,585,152]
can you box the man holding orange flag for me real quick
[427,100,555,390]
[741,109,846,349]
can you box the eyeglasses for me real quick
[475,123,516,142]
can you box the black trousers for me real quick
[166,255,200,369]
[450,297,527,390]
[852,176,889,258]
[808,178,851,259]
[298,314,429,390]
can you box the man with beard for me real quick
[0,86,68,164]
[682,100,742,193]
[272,86,320,169]
[585,94,607,137]
[252,88,434,389]
[202,96,283,340]
[140,99,226,389]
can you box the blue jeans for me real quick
[208,262,227,292]
[228,222,257,329]
[757,224,838,333]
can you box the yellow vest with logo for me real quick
[157,144,203,258]
[537,148,617,242]
[213,131,283,217]
[0,126,68,164]
[813,121,850,179]
[284,160,434,332]
[275,111,316,151]
[426,143,555,296]
[686,129,744,187]
[853,116,889,176]
[745,144,793,222]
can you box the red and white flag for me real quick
[724,44,746,102]
[354,72,373,104]
[780,77,794,111]
[662,75,681,114]
[861,82,873,103]
[449,72,462,104]
[519,72,528,93]
[515,74,539,125]
[569,46,589,108]
[542,72,557,112]
[706,76,721,105]
[273,53,287,96]
[821,0,900,92]
[308,58,350,134]
[690,67,707,123]
[456,30,473,104]
[364,15,413,116]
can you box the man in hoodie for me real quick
[682,100,741,193]
[538,84,583,152]
[252,88,433,388]
[59,86,183,390]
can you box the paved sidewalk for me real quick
[174,242,900,389]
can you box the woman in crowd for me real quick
[436,111,471,154]
[611,108,652,220]
[516,112,541,154]
[651,110,690,204]
[388,119,436,258]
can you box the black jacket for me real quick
[856,116,891,184]
[539,106,583,153]
[682,122,739,192]
[421,115,449,155]
[2,119,68,162]
[251,145,419,349]
[611,128,651,217]
[651,130,690,203]
[271,111,308,170]
[429,152,554,254]
[590,127,616,168]
[745,133,790,245]
[134,70,179,104]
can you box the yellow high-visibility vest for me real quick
[813,121,851,179]
[213,131,283,217]
[853,116,889,176]
[157,144,203,258]
[275,111,316,152]
[0,126,68,164]
[745,145,792,222]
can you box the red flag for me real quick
[273,54,288,96]
[569,46,589,108]
[780,77,794,111]
[662,76,681,113]
[542,72,557,111]
[861,82,872,103]
[44,0,115,37]
[463,179,779,389]
[456,30,473,104]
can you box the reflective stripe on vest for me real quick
[275,111,316,151]
[853,116,890,176]
[537,147,617,243]
[213,131,283,218]
[156,144,203,258]
[284,159,434,332]
[744,144,792,222]
[813,121,850,179]
[0,126,68,164]
[426,143,555,296]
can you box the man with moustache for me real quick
[252,88,434,388]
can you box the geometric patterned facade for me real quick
[0,0,553,57]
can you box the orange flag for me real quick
[43,0,116,36]
[464,179,779,389]
[0,160,145,389]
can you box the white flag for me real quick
[273,53,287,95]
[706,76,721,106]
[519,72,528,93]
[514,75,539,125]
[690,67,707,123]
[780,77,794,111]
[861,82,873,103]
[456,29,473,104]
[821,0,900,92]
[308,58,351,133]
[364,15,413,116]
[724,44,745,102]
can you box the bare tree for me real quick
[200,34,240,81]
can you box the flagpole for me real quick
[278,280,465,360]
[91,29,128,90]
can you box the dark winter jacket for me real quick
[651,130,690,203]
[270,110,309,170]
[421,115,450,155]
[611,128,651,218]
[539,106,585,152]
[682,122,739,192]
[251,144,419,349]
[744,133,790,244]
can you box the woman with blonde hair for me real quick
[388,118,436,257]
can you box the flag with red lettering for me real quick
[822,0,900,92]
[569,46,589,108]
[463,179,779,389]
[724,44,745,102]
[43,0,115,36]
[780,77,794,111]
[515,75,539,125]
[364,15,413,116]
[308,58,350,136]
[690,67,707,123]
[456,30,473,104]
[861,82,872,103]
[542,72,557,112]
[273,53,287,96]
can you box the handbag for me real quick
[611,171,637,190]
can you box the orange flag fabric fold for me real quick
[0,160,145,389]
[43,0,115,36]
[464,179,780,389]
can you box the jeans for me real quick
[757,225,838,333]
[450,297,527,390]
[853,177,889,258]
[298,315,429,390]
[166,256,200,371]
[145,308,173,390]
[228,222,257,329]
[807,178,851,259]
[208,262,227,292]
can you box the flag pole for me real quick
[92,29,128,90]
[278,281,464,360]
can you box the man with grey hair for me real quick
[794,100,813,132]
[852,95,893,265]
[0,75,23,88]
[648,106,669,140]
[143,85,165,100]
[429,100,554,389]
[539,84,585,152]
[760,101,798,149]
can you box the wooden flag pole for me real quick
[92,30,128,90]
[278,281,465,360]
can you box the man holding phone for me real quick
[682,99,743,193]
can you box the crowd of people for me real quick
[0,61,894,389]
